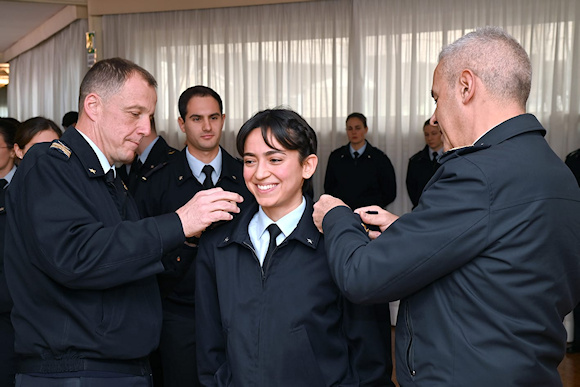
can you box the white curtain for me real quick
[8,19,88,127]
[75,0,580,214]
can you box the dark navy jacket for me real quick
[196,198,394,386]
[324,142,396,209]
[4,128,185,361]
[121,135,178,197]
[322,114,580,386]
[405,145,440,208]
[136,147,253,303]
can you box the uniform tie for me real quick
[0,179,7,189]
[263,223,282,271]
[105,169,127,219]
[353,151,360,166]
[432,151,439,165]
[202,165,215,189]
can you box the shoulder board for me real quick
[49,141,72,159]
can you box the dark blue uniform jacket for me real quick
[4,128,185,361]
[196,197,394,386]
[323,114,580,386]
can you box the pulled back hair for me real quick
[438,26,532,109]
[178,85,223,119]
[0,118,18,148]
[15,117,62,150]
[236,108,317,194]
[78,58,157,113]
[346,112,367,128]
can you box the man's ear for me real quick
[83,93,101,122]
[459,69,476,104]
[302,154,318,179]
[178,117,186,133]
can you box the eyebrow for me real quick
[188,112,221,119]
[243,149,285,157]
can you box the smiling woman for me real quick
[195,108,396,386]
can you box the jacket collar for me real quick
[174,146,242,186]
[217,195,321,251]
[440,114,545,164]
[60,128,108,178]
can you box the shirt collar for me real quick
[349,141,367,157]
[2,165,17,186]
[256,196,306,240]
[77,130,114,175]
[186,147,222,182]
[139,136,159,163]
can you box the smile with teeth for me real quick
[257,183,277,190]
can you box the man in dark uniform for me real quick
[136,85,253,387]
[406,119,443,208]
[119,116,178,196]
[314,27,580,386]
[565,148,580,353]
[4,58,243,387]
[324,112,396,209]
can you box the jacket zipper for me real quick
[405,302,416,377]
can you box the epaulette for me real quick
[49,141,72,159]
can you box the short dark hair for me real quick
[15,117,62,150]
[236,108,317,194]
[423,119,431,128]
[178,85,223,119]
[346,112,367,128]
[62,111,78,128]
[78,58,157,113]
[0,118,18,148]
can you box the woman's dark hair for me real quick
[15,116,62,150]
[0,118,18,148]
[236,108,317,194]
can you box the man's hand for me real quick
[313,194,349,233]
[354,205,399,240]
[176,188,243,238]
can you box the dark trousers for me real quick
[15,374,153,387]
[158,308,199,387]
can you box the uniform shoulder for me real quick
[565,148,580,161]
[47,140,72,161]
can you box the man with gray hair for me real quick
[313,27,580,386]
[4,58,243,387]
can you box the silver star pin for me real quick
[307,238,313,244]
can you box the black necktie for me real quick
[263,223,282,272]
[127,158,143,192]
[0,179,7,189]
[432,151,439,165]
[105,169,127,219]
[202,165,215,189]
[353,151,360,166]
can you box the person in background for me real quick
[119,116,177,196]
[0,118,18,386]
[136,85,253,387]
[4,57,243,387]
[196,108,394,386]
[406,119,443,208]
[564,147,580,354]
[61,111,78,130]
[313,27,580,386]
[14,117,62,160]
[324,112,396,209]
